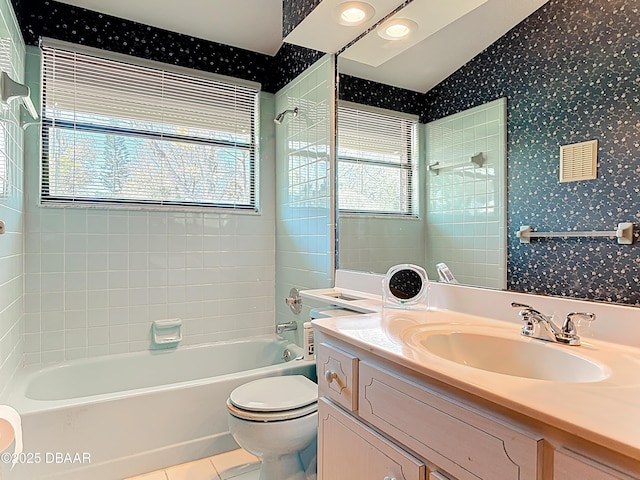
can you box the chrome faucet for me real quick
[511,302,595,346]
[275,321,298,334]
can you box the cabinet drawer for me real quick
[319,398,426,480]
[554,449,638,480]
[317,342,358,411]
[358,362,542,480]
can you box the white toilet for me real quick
[226,375,318,480]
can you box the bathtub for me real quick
[3,335,316,480]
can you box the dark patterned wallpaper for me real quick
[266,42,325,93]
[424,0,640,304]
[282,0,322,38]
[339,74,425,119]
[18,0,322,93]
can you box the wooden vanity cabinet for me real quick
[318,398,426,480]
[357,361,541,480]
[554,449,637,480]
[317,337,541,480]
[316,334,640,480]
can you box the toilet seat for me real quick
[227,375,317,422]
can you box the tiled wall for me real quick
[275,54,334,342]
[338,215,425,275]
[424,0,640,304]
[22,46,278,363]
[0,0,25,394]
[425,98,506,289]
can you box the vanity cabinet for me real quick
[316,333,640,480]
[317,337,541,480]
[554,449,636,480]
[357,362,541,480]
[318,398,426,480]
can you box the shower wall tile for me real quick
[0,0,25,395]
[339,216,425,274]
[275,54,334,343]
[23,50,277,364]
[425,98,507,289]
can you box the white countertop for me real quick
[305,279,640,461]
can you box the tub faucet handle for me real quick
[285,288,302,314]
[275,321,298,334]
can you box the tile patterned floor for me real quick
[125,449,260,480]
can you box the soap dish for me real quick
[152,318,182,346]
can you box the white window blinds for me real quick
[40,40,260,210]
[337,103,418,215]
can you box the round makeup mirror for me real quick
[383,264,428,309]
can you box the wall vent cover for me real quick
[559,139,597,183]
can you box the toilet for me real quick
[226,375,318,480]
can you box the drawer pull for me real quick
[383,477,397,480]
[325,370,338,384]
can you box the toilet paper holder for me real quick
[152,318,182,346]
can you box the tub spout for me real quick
[276,321,298,334]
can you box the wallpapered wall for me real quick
[339,74,426,120]
[282,0,323,37]
[16,0,323,93]
[424,0,639,304]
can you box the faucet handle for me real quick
[562,312,596,335]
[511,302,544,317]
[556,312,594,346]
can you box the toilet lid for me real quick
[227,398,317,421]
[229,375,317,412]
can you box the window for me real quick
[40,39,260,210]
[337,102,418,215]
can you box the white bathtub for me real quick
[3,335,316,480]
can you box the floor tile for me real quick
[125,471,168,480]
[166,458,220,480]
[221,466,260,480]
[219,462,260,480]
[209,449,259,476]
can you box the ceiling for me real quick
[339,0,550,93]
[55,0,284,56]
[55,0,549,93]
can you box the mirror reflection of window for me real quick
[337,102,419,216]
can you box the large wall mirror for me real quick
[335,0,640,305]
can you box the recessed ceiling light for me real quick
[337,2,375,26]
[377,18,418,40]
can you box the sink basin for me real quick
[405,327,609,383]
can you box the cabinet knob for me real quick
[325,370,338,384]
[383,477,396,480]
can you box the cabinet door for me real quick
[554,449,639,480]
[318,398,425,480]
[358,362,542,480]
